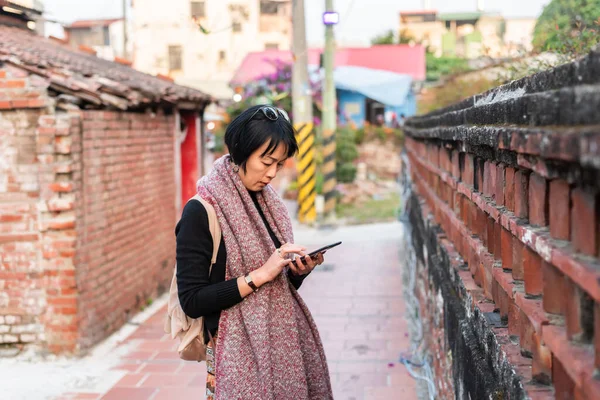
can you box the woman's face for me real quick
[238,140,288,192]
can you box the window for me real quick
[219,50,226,61]
[260,0,279,15]
[232,21,242,32]
[191,1,206,19]
[103,26,110,46]
[264,42,279,50]
[168,45,183,71]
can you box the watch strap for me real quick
[244,273,258,291]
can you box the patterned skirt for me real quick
[205,332,217,399]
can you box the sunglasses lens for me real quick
[263,107,278,120]
[278,108,290,122]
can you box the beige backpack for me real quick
[164,194,221,362]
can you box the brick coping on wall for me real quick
[403,47,600,398]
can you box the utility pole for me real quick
[122,0,128,59]
[321,0,337,218]
[292,0,317,224]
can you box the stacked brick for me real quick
[37,112,83,354]
[0,67,51,353]
[403,48,600,399]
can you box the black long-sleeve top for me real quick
[175,191,307,342]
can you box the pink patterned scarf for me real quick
[197,155,333,399]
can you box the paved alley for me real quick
[51,221,416,400]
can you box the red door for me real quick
[180,112,199,211]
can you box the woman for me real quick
[175,105,333,399]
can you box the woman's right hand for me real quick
[253,243,306,286]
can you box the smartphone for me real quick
[293,241,342,264]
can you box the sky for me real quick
[42,0,549,47]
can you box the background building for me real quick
[231,45,425,127]
[0,0,44,34]
[64,18,132,60]
[399,9,536,58]
[132,0,292,100]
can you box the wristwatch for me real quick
[244,273,258,292]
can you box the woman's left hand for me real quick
[289,252,324,276]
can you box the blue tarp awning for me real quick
[332,66,413,107]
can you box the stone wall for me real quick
[401,48,600,399]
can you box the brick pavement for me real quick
[56,222,417,400]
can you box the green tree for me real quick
[371,28,415,45]
[533,0,600,56]
[371,29,395,45]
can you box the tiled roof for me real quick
[66,19,122,29]
[0,26,212,110]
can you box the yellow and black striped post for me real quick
[321,128,336,216]
[295,123,317,223]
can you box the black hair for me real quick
[224,104,298,171]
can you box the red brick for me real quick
[463,198,474,230]
[501,228,513,271]
[563,277,588,342]
[508,300,520,336]
[528,173,548,227]
[0,70,5,78]
[469,246,480,278]
[514,169,530,219]
[481,253,495,299]
[10,99,29,108]
[483,161,493,199]
[463,153,474,186]
[37,127,56,135]
[486,216,495,253]
[49,182,73,193]
[596,301,600,369]
[523,246,543,296]
[453,191,463,218]
[542,261,564,314]
[452,151,460,179]
[494,221,502,261]
[571,188,598,256]
[511,237,525,281]
[0,79,26,88]
[474,157,485,193]
[519,309,535,356]
[0,100,11,109]
[497,283,510,321]
[532,333,552,384]
[476,208,487,241]
[505,167,516,212]
[430,144,440,167]
[549,180,571,240]
[553,356,575,400]
[28,98,45,108]
[495,163,506,206]
[440,148,451,173]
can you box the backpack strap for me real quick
[190,195,221,271]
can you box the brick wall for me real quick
[1,64,177,354]
[0,65,54,353]
[402,48,600,399]
[76,110,175,350]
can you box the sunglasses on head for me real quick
[246,106,291,124]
